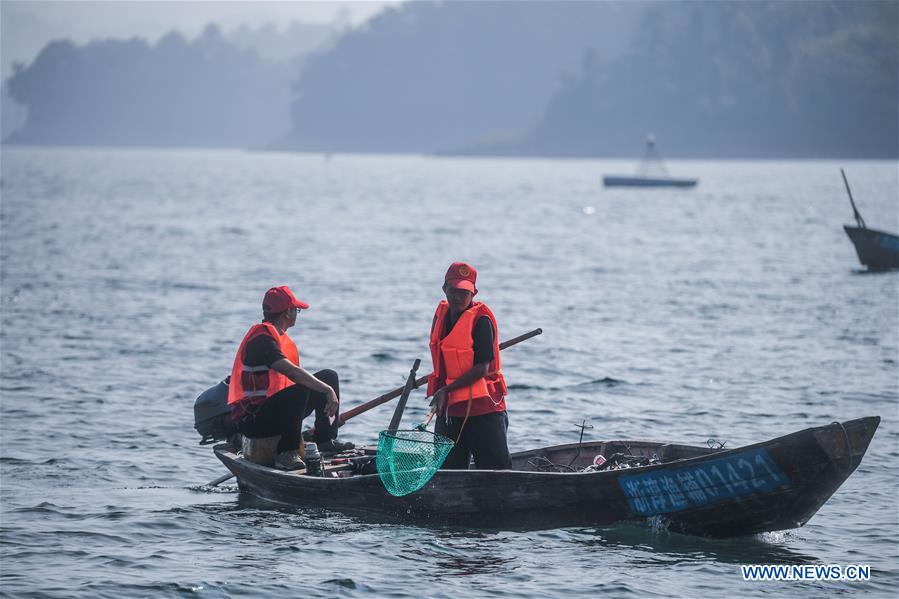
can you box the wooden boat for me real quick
[213,416,879,537]
[604,134,698,189]
[841,168,899,270]
[843,226,899,270]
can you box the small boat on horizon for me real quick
[212,416,879,538]
[841,168,899,271]
[604,134,698,188]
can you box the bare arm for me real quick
[270,359,339,416]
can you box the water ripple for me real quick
[1,149,896,598]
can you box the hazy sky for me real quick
[1,0,401,76]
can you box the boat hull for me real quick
[603,175,698,188]
[214,417,879,537]
[844,226,899,270]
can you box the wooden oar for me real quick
[207,472,235,486]
[335,327,542,427]
[207,327,542,486]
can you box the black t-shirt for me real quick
[244,332,285,367]
[444,313,494,364]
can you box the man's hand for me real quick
[325,388,339,418]
[432,388,448,415]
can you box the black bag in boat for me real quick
[194,377,236,444]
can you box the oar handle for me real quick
[387,359,421,433]
[334,328,542,427]
[338,374,430,424]
[498,327,543,351]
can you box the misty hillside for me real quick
[4,24,299,148]
[1,84,27,139]
[4,1,896,157]
[278,0,896,158]
[275,0,647,153]
[502,0,898,158]
[225,20,340,61]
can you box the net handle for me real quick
[387,359,421,433]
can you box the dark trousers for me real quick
[237,369,340,453]
[435,410,512,470]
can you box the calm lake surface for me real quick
[1,147,897,597]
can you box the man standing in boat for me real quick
[228,285,353,470]
[427,262,512,470]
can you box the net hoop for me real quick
[376,429,454,497]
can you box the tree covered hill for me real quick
[501,0,898,158]
[5,24,298,148]
[279,0,897,158]
[5,1,896,158]
[274,0,647,153]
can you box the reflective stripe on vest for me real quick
[426,300,507,407]
[227,322,300,407]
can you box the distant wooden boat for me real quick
[604,134,698,188]
[841,169,899,270]
[843,226,899,270]
[603,175,697,188]
[213,416,878,537]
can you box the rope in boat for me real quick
[528,453,661,473]
[527,456,578,472]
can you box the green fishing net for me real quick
[376,429,454,497]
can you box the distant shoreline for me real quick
[4,140,898,161]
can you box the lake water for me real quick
[1,146,897,597]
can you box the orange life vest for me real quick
[427,300,507,409]
[227,322,300,409]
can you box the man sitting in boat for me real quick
[427,262,512,470]
[228,285,353,470]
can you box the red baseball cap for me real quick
[263,285,309,312]
[444,262,477,292]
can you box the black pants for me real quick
[435,410,512,470]
[237,369,340,453]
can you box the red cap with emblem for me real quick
[263,285,310,312]
[444,262,477,292]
